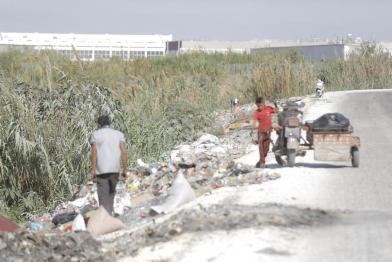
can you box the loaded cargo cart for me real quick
[304,113,360,167]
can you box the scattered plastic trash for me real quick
[159,151,170,162]
[213,171,223,179]
[194,134,220,145]
[52,211,78,226]
[70,196,89,208]
[77,181,94,198]
[87,183,99,205]
[210,146,227,157]
[212,179,226,189]
[34,131,284,235]
[30,222,45,232]
[137,159,148,167]
[70,182,99,209]
[150,170,196,215]
[267,172,281,180]
[82,209,98,226]
[80,204,95,215]
[72,214,86,232]
[114,180,132,215]
[152,183,164,196]
[149,163,161,174]
[59,221,73,233]
[232,163,252,176]
[128,185,138,192]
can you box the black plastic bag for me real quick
[52,211,78,226]
[311,113,352,132]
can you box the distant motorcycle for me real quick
[315,79,325,98]
[230,97,239,112]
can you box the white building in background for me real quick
[251,43,360,61]
[0,32,174,61]
[180,40,362,60]
[179,40,336,54]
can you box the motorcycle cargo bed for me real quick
[312,132,360,161]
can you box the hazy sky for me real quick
[0,0,390,41]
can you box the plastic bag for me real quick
[150,170,196,214]
[52,211,78,226]
[72,214,86,232]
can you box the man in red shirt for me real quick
[251,97,277,168]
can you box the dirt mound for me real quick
[104,203,337,258]
[0,231,110,262]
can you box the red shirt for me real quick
[253,106,275,133]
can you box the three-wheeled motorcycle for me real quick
[272,101,360,168]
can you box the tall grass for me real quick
[244,52,315,99]
[0,70,124,219]
[317,42,392,90]
[0,44,391,220]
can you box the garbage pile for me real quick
[15,130,281,236]
[0,101,288,262]
[119,133,281,227]
[27,104,251,225]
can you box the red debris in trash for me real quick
[0,215,20,232]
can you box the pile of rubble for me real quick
[0,231,108,262]
[119,133,281,227]
[0,104,283,261]
[37,132,280,232]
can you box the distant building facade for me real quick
[180,40,265,54]
[0,32,175,61]
[380,42,392,55]
[250,44,359,61]
[179,40,347,56]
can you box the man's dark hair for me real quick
[255,97,265,104]
[97,115,111,126]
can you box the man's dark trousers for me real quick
[96,173,119,214]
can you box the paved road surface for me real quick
[233,89,392,262]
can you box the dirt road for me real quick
[122,90,392,262]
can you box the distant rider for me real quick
[231,97,239,112]
[315,79,325,97]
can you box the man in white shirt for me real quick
[89,115,128,215]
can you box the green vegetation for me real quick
[0,43,391,220]
[317,43,392,90]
